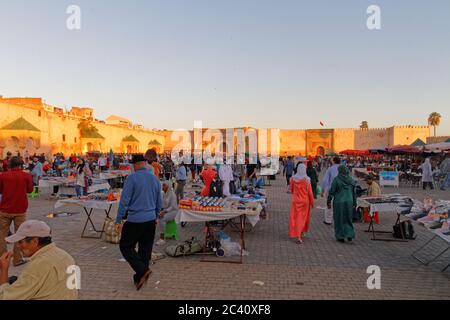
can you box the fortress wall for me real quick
[333,129,355,152]
[279,130,306,155]
[392,126,431,145]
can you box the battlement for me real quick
[393,125,430,129]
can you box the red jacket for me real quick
[0,168,34,214]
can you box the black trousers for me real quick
[286,174,292,186]
[423,182,434,190]
[119,220,156,283]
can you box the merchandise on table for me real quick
[180,196,227,212]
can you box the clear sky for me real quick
[0,0,449,134]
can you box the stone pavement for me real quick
[8,174,450,300]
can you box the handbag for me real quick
[393,221,416,240]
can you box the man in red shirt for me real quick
[0,157,33,266]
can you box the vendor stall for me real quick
[357,194,414,241]
[176,196,263,263]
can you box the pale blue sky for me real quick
[0,0,449,134]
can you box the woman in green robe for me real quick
[306,161,319,199]
[327,165,356,242]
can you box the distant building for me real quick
[0,95,432,158]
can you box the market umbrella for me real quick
[325,152,338,156]
[386,145,421,155]
[340,149,371,156]
[423,142,450,153]
[369,147,387,154]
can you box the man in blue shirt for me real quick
[282,156,295,186]
[320,156,341,225]
[115,154,162,290]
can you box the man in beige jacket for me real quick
[0,220,78,300]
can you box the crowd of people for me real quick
[284,153,450,245]
[0,147,448,300]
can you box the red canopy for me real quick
[339,149,371,156]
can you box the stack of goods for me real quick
[107,192,119,201]
[87,193,109,201]
[189,196,227,212]
[414,200,450,231]
[179,199,193,209]
[363,194,414,215]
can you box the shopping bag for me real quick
[104,218,121,244]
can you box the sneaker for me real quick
[156,239,166,246]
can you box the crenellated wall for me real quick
[0,97,433,158]
[392,126,430,145]
[0,101,165,157]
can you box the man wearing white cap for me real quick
[0,220,78,300]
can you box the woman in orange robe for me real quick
[289,163,314,244]
[200,165,217,196]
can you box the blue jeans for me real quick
[75,185,85,197]
[247,177,257,187]
[441,173,450,190]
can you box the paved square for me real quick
[9,174,450,300]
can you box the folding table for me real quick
[357,198,408,242]
[55,199,119,238]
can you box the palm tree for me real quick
[428,112,442,137]
[360,121,369,129]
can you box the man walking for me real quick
[283,156,295,186]
[320,156,341,225]
[115,154,162,290]
[0,157,34,267]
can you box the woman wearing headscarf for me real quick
[419,158,434,190]
[306,161,319,199]
[75,159,92,197]
[327,165,356,243]
[156,181,179,245]
[200,165,217,197]
[288,163,314,244]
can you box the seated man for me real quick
[366,176,381,197]
[0,220,78,300]
[365,176,381,224]
[156,181,179,245]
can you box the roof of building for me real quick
[1,117,40,132]
[122,135,139,142]
[79,127,105,139]
[148,139,162,145]
[411,138,426,146]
